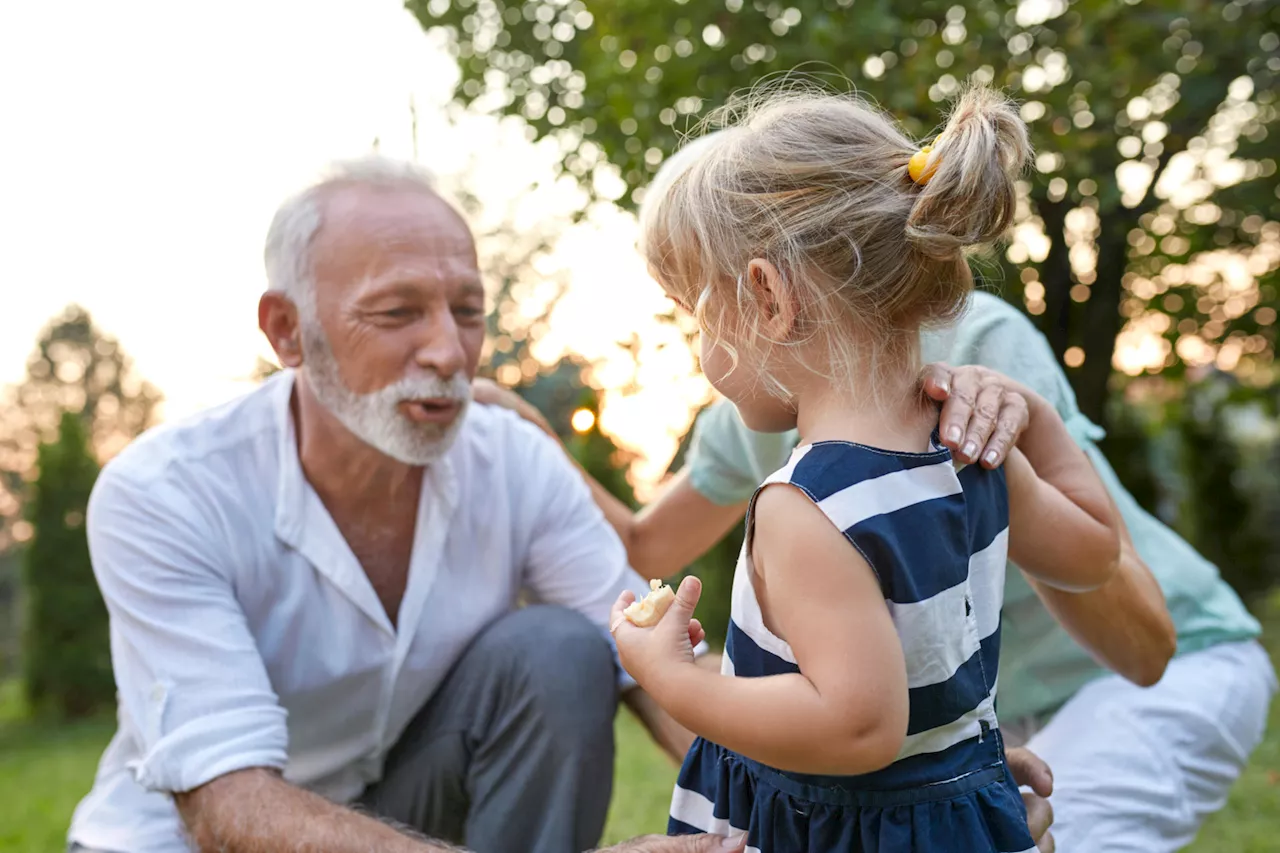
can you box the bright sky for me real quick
[0,0,711,493]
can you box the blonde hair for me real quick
[640,82,1031,399]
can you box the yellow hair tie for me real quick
[908,135,944,185]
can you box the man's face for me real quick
[300,184,486,465]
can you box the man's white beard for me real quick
[300,319,471,466]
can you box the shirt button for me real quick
[150,684,165,703]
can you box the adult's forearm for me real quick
[1025,538,1176,687]
[580,462,745,580]
[176,768,455,853]
[1017,392,1114,529]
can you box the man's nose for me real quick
[412,309,467,379]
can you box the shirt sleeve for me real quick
[507,420,704,690]
[685,399,797,506]
[87,467,288,794]
[948,293,1106,448]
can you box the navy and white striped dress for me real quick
[669,438,1036,853]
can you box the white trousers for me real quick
[1004,641,1276,852]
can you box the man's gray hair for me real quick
[263,155,440,310]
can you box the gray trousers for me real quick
[359,604,619,852]
[72,604,619,853]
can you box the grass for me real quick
[0,680,117,852]
[2,600,1277,852]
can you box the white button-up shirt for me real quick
[68,371,654,852]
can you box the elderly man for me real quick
[66,157,734,853]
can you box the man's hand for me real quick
[596,832,747,852]
[1006,747,1056,853]
[920,363,1033,468]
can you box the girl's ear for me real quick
[744,258,796,341]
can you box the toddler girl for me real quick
[610,84,1121,853]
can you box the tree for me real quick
[410,0,1280,428]
[0,305,161,545]
[21,411,113,718]
[0,305,160,676]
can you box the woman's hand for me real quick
[919,363,1033,468]
[471,377,556,438]
[610,577,707,688]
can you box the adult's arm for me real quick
[472,372,1029,580]
[86,470,432,852]
[1022,486,1175,687]
[953,296,1175,684]
[176,769,452,853]
[472,380,749,579]
[504,415,708,756]
[178,769,750,853]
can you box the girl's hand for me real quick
[919,363,1033,468]
[610,576,706,688]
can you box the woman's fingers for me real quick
[959,383,1005,463]
[938,367,982,448]
[980,391,1030,468]
[919,363,955,403]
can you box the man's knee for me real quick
[475,605,617,728]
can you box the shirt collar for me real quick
[271,369,461,635]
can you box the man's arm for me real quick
[86,471,436,853]
[176,769,452,853]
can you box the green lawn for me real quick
[3,599,1278,852]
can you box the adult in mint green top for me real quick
[685,289,1276,851]
[687,289,1261,723]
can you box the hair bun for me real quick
[905,84,1032,261]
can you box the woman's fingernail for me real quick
[947,426,962,444]
[720,833,747,850]
[984,450,999,466]
[962,441,978,459]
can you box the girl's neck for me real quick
[793,363,936,453]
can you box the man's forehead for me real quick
[316,182,475,251]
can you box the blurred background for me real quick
[1,1,1277,850]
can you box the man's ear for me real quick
[259,291,304,368]
[744,258,796,341]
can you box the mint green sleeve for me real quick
[684,399,797,506]
[943,293,1105,448]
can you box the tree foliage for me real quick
[0,305,159,677]
[0,305,161,548]
[21,412,113,719]
[411,0,1280,426]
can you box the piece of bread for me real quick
[623,579,676,627]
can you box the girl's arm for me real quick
[1003,389,1121,591]
[614,485,909,776]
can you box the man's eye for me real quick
[381,308,414,319]
[454,306,485,319]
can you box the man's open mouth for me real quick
[400,398,461,424]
